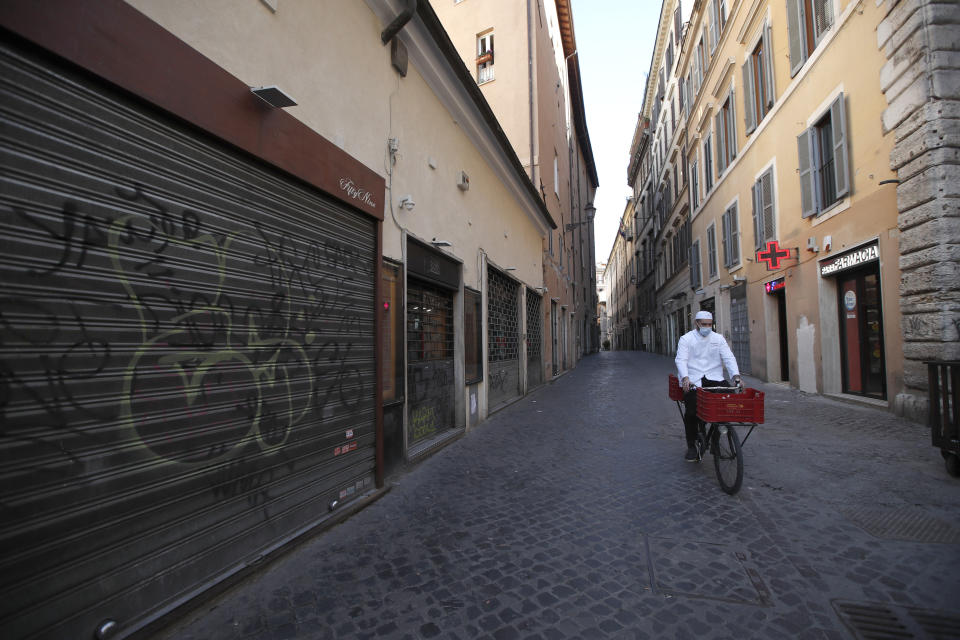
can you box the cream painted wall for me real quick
[432,0,531,169]
[126,0,545,290]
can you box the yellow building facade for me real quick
[632,0,912,411]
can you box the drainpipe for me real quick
[527,0,535,184]
[381,0,418,44]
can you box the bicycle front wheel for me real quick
[712,424,743,495]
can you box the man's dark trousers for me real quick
[683,379,726,448]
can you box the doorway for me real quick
[838,268,886,399]
[776,289,789,381]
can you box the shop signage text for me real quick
[765,278,785,293]
[820,243,879,276]
[339,177,377,208]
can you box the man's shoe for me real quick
[685,446,699,462]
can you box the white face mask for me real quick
[698,326,711,337]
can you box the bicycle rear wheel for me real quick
[712,424,743,494]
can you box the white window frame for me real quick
[477,31,495,84]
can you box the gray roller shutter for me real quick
[0,42,377,639]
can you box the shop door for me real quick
[406,280,455,447]
[526,289,543,389]
[776,289,790,381]
[551,301,559,375]
[0,42,376,639]
[488,267,520,408]
[730,284,752,375]
[839,269,886,398]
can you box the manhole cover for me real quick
[841,506,960,544]
[834,600,960,639]
[647,538,768,605]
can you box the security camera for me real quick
[398,195,415,211]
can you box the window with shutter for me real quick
[742,57,757,134]
[787,0,834,77]
[704,134,714,192]
[798,92,849,217]
[761,169,775,241]
[709,0,719,54]
[691,159,699,209]
[707,223,718,279]
[751,181,763,251]
[721,210,730,267]
[729,207,740,267]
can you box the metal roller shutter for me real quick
[487,267,520,409]
[526,289,543,389]
[0,41,377,639]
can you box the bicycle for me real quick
[668,375,765,495]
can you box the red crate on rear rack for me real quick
[697,387,765,423]
[668,375,684,401]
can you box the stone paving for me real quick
[153,351,960,639]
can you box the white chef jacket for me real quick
[675,329,740,388]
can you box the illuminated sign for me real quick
[756,240,792,270]
[820,242,879,276]
[765,278,785,293]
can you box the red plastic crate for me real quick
[668,374,684,401]
[696,387,765,423]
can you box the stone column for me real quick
[878,0,960,421]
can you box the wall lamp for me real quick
[565,201,596,231]
[398,195,415,211]
[250,86,297,108]
[430,238,451,247]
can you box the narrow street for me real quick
[155,352,960,640]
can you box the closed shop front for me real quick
[526,289,543,389]
[406,239,458,456]
[730,283,751,375]
[0,29,379,640]
[488,266,521,409]
[820,241,886,399]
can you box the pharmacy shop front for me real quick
[820,241,886,400]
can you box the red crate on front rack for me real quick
[668,374,684,401]
[697,387,765,423]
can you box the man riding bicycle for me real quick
[675,310,741,462]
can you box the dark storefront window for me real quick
[382,261,404,404]
[407,282,454,362]
[465,288,483,383]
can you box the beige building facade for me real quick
[433,0,600,379]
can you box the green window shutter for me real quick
[751,181,762,251]
[762,23,775,108]
[786,0,806,77]
[830,92,850,199]
[797,128,817,217]
[743,59,757,134]
[761,168,775,241]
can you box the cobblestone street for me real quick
[155,352,960,640]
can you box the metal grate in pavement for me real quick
[834,600,960,640]
[841,506,960,544]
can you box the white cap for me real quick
[695,310,713,321]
